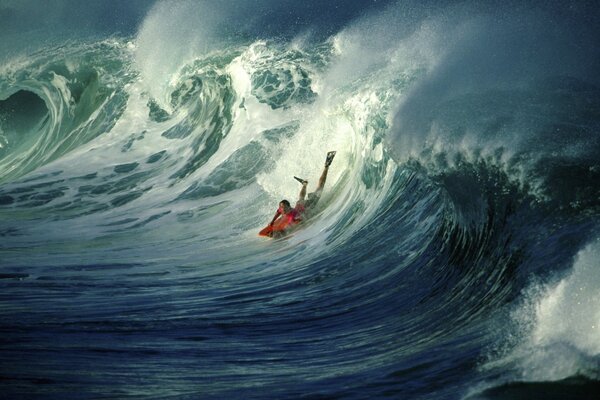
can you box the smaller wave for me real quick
[519,239,600,380]
[478,238,600,397]
[0,40,133,183]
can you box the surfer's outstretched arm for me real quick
[269,210,281,226]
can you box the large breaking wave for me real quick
[1,1,599,398]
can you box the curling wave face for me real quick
[0,41,133,183]
[1,1,600,398]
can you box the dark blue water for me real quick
[1,1,599,398]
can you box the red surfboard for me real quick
[259,216,301,238]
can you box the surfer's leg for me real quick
[298,180,308,201]
[316,165,329,191]
[317,151,336,191]
[303,165,327,209]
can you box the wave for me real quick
[515,239,600,380]
[1,1,599,399]
[0,40,133,183]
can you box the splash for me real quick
[496,238,600,382]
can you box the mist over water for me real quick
[1,1,599,399]
[388,3,600,187]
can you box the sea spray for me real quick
[514,239,600,381]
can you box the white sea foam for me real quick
[134,0,223,111]
[508,238,600,381]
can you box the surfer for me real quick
[264,151,336,235]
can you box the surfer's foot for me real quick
[325,151,336,167]
[294,176,308,185]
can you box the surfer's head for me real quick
[279,200,292,213]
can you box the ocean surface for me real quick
[1,1,599,398]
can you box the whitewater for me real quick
[1,1,599,398]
